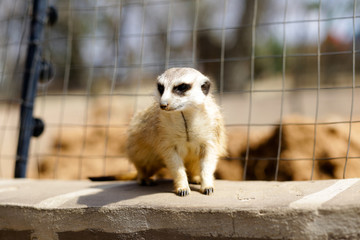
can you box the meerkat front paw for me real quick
[200,186,214,195]
[176,187,191,197]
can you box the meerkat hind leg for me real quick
[188,175,201,185]
[139,178,156,186]
[135,166,157,186]
[185,157,201,185]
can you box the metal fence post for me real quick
[14,0,48,178]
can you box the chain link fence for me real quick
[0,0,359,181]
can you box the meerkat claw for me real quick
[177,188,190,197]
[202,187,214,195]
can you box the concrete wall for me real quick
[1,179,360,239]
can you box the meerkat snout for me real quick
[127,67,227,196]
[160,103,168,110]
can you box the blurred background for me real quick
[0,0,359,181]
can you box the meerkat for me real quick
[126,68,227,196]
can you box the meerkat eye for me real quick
[173,83,191,96]
[157,83,164,96]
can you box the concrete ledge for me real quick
[1,179,360,239]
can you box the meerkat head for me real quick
[156,68,211,111]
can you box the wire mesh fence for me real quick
[0,0,359,181]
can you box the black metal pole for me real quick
[15,0,47,178]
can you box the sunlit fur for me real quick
[126,68,227,196]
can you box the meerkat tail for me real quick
[89,171,137,181]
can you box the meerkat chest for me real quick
[160,111,212,144]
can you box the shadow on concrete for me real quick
[77,180,175,207]
[58,228,243,240]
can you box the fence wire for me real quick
[0,0,359,180]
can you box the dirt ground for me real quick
[218,117,360,181]
[1,88,359,181]
[37,101,360,182]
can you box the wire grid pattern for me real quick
[0,0,30,178]
[0,0,359,180]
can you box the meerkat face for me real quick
[156,68,211,111]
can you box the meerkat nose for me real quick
[160,103,168,110]
[160,100,169,110]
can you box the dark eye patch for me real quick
[173,83,192,96]
[157,83,164,96]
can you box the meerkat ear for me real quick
[201,79,211,95]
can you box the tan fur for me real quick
[126,68,227,196]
